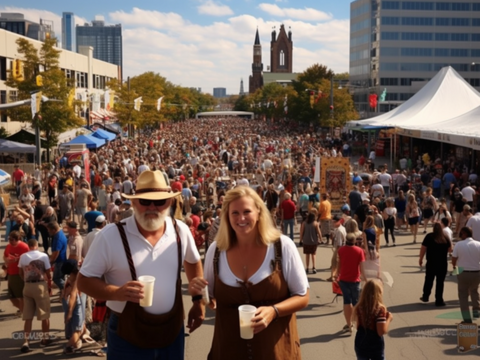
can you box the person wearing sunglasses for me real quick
[78,170,205,359]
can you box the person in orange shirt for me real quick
[318,194,332,245]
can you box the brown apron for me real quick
[208,240,301,360]
[115,221,184,349]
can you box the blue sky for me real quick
[1,1,353,94]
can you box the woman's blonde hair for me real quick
[345,219,362,238]
[353,279,386,328]
[215,186,281,251]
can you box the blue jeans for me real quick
[107,312,185,360]
[62,293,86,339]
[283,218,295,241]
[339,281,361,305]
[53,262,65,291]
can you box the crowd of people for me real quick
[2,116,480,359]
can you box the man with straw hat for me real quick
[78,170,205,359]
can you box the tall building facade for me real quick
[76,16,123,77]
[62,12,76,51]
[249,29,264,94]
[270,24,293,73]
[350,0,480,115]
[0,13,55,41]
[213,87,227,98]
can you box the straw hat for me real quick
[122,170,179,200]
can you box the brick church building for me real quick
[249,24,294,94]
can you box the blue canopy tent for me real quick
[92,128,116,141]
[61,135,106,149]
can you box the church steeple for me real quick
[249,28,263,94]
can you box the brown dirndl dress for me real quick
[207,240,302,360]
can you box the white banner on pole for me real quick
[314,156,321,183]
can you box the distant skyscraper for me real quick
[76,16,123,77]
[239,78,245,95]
[213,88,227,98]
[62,12,75,51]
[0,13,55,41]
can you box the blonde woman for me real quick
[199,186,309,360]
[406,194,420,243]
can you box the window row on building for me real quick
[382,16,480,26]
[381,47,480,57]
[382,1,480,11]
[381,31,480,41]
[380,62,480,72]
[351,18,371,32]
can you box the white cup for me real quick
[238,305,257,339]
[138,275,155,307]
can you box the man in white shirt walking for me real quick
[452,227,480,323]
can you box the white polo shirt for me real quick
[452,238,480,271]
[80,216,200,315]
[461,186,475,202]
[466,214,480,241]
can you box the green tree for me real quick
[290,64,358,125]
[0,127,9,139]
[5,37,83,160]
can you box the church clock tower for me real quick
[249,28,263,94]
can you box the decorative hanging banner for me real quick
[320,157,351,212]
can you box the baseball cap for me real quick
[123,200,131,206]
[341,204,350,212]
[95,215,106,223]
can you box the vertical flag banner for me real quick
[31,93,37,119]
[92,93,101,112]
[314,156,321,183]
[31,91,42,119]
[369,94,378,109]
[157,96,164,112]
[134,97,143,111]
[68,88,75,108]
[104,90,110,110]
[284,95,288,114]
[379,88,387,102]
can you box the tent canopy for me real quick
[0,139,37,154]
[61,135,105,149]
[92,129,116,141]
[349,66,480,129]
[417,104,480,138]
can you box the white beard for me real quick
[134,208,168,231]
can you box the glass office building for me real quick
[62,12,76,51]
[76,17,123,77]
[0,13,55,42]
[350,0,480,115]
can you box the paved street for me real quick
[1,223,478,359]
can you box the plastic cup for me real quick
[238,305,257,339]
[138,275,155,307]
[201,285,210,305]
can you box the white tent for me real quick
[348,66,480,129]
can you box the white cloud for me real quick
[258,3,332,22]
[0,6,349,94]
[197,1,234,17]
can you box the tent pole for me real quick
[390,133,393,170]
